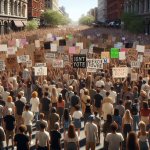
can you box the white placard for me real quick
[76,42,83,49]
[87,59,103,69]
[35,63,46,67]
[0,44,7,51]
[17,55,29,63]
[131,61,141,68]
[26,60,32,68]
[50,43,57,52]
[0,60,5,71]
[137,55,143,62]
[112,67,128,78]
[119,52,126,60]
[34,67,47,76]
[45,53,55,59]
[131,73,138,81]
[7,47,16,55]
[35,40,40,48]
[53,60,63,68]
[87,68,97,72]
[16,39,20,47]
[136,45,145,52]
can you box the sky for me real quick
[59,0,97,21]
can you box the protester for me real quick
[0,125,5,150]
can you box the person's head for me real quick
[119,100,123,105]
[143,101,149,109]
[58,94,63,102]
[139,76,143,80]
[110,122,118,133]
[126,131,139,150]
[74,91,77,95]
[63,108,69,121]
[39,113,44,120]
[44,92,49,97]
[74,105,80,111]
[25,104,30,111]
[19,125,27,133]
[126,96,130,100]
[54,122,59,130]
[133,86,138,92]
[68,86,73,91]
[106,114,113,123]
[134,98,138,104]
[106,91,110,97]
[40,122,46,130]
[51,107,56,113]
[94,111,98,116]
[138,121,146,132]
[96,88,100,93]
[101,85,104,89]
[114,108,119,116]
[88,115,95,122]
[68,124,76,138]
[127,87,131,91]
[84,89,89,95]
[7,96,13,102]
[123,109,132,121]
[17,93,22,100]
[32,91,38,98]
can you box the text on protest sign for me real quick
[26,60,32,68]
[35,63,46,67]
[87,59,103,69]
[131,61,141,68]
[34,67,47,76]
[112,67,128,78]
[17,55,29,63]
[73,55,86,68]
[0,60,5,71]
[53,60,64,68]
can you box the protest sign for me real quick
[45,53,55,59]
[26,60,32,68]
[7,47,16,55]
[131,61,141,68]
[127,49,138,61]
[136,45,145,52]
[17,55,29,63]
[111,48,119,58]
[35,40,40,48]
[73,54,86,68]
[112,67,128,78]
[76,42,83,49]
[50,43,57,52]
[145,63,150,69]
[87,68,97,73]
[0,44,7,51]
[120,48,128,52]
[69,47,76,54]
[119,52,126,60]
[137,55,143,62]
[34,67,47,76]
[114,42,123,49]
[101,52,110,59]
[53,60,63,68]
[80,49,88,55]
[63,55,69,62]
[144,49,150,56]
[87,59,103,69]
[35,63,46,67]
[6,55,18,69]
[131,73,138,81]
[0,60,5,71]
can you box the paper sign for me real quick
[131,61,141,68]
[7,47,16,55]
[127,49,138,61]
[137,55,143,62]
[119,52,126,60]
[73,55,86,68]
[53,60,63,68]
[112,67,128,78]
[111,48,119,58]
[35,63,46,67]
[16,39,20,47]
[45,53,55,59]
[144,49,150,56]
[120,48,127,52]
[50,43,57,52]
[69,47,76,54]
[35,40,40,48]
[101,52,110,59]
[136,45,145,52]
[17,55,29,63]
[76,42,83,49]
[80,49,88,54]
[0,60,5,71]
[131,73,138,81]
[26,60,32,68]
[34,67,47,76]
[87,68,97,72]
[0,44,7,51]
[114,42,123,49]
[87,59,103,69]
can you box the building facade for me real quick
[45,0,59,11]
[107,0,124,20]
[88,7,98,21]
[124,0,150,34]
[97,0,107,22]
[28,0,45,20]
[0,0,28,34]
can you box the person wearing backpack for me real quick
[131,99,140,131]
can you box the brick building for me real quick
[107,0,124,20]
[28,0,45,20]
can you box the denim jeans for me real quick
[0,141,4,150]
[133,115,140,131]
[34,112,39,122]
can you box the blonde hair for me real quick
[52,87,57,97]
[7,96,13,102]
[138,121,146,132]
[32,91,38,98]
[123,109,132,122]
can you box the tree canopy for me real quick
[26,20,38,31]
[78,15,95,26]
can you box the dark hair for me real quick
[25,104,30,110]
[44,92,49,97]
[110,122,118,132]
[101,85,104,89]
[39,113,44,119]
[19,125,27,133]
[119,100,123,105]
[110,86,114,90]
[134,98,138,103]
[126,131,140,150]
[17,94,21,99]
[106,92,110,96]
[40,122,46,129]
[74,105,80,110]
[63,108,69,121]
[114,108,119,116]
[143,101,149,109]
[68,124,76,138]
[96,89,100,93]
[126,96,130,100]
[51,107,56,113]
[106,114,112,123]
[94,111,98,116]
[58,95,63,103]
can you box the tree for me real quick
[121,12,144,34]
[42,10,70,26]
[26,20,38,31]
[78,15,95,26]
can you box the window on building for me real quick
[4,0,8,14]
[10,0,13,15]
[22,5,26,17]
[14,1,17,16]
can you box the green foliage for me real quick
[42,10,70,26]
[26,20,38,31]
[79,15,95,25]
[121,12,144,34]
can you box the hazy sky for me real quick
[59,0,97,21]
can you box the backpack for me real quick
[131,104,138,115]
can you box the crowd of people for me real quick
[0,26,150,150]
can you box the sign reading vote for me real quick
[73,54,86,68]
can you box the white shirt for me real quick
[73,111,82,119]
[22,111,33,125]
[2,91,10,102]
[95,80,105,88]
[0,86,4,95]
[102,103,114,120]
[30,97,40,112]
[21,96,27,104]
[109,91,117,104]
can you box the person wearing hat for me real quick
[3,108,16,149]
[84,115,98,150]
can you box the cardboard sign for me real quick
[112,67,128,78]
[111,48,119,58]
[34,52,45,63]
[101,52,110,59]
[119,52,126,60]
[136,45,145,52]
[17,55,29,63]
[0,60,5,71]
[137,55,143,62]
[80,49,88,55]
[35,40,40,48]
[69,47,76,54]
[131,61,141,68]
[0,44,7,51]
[76,42,83,49]
[53,60,63,68]
[127,49,138,61]
[50,43,57,52]
[87,59,103,69]
[73,54,86,68]
[26,60,32,68]
[35,63,46,67]
[34,67,47,76]
[6,55,18,69]
[131,73,138,81]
